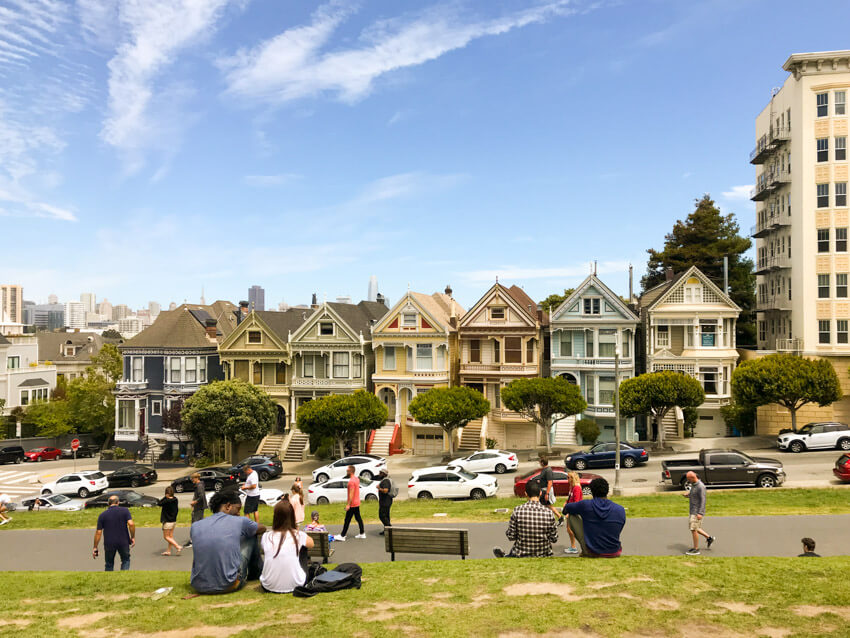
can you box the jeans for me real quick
[104,545,131,571]
[237,535,263,587]
[341,506,364,536]
[378,502,392,529]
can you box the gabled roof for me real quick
[120,301,237,350]
[19,377,48,387]
[553,274,639,322]
[324,301,389,340]
[459,283,540,328]
[373,291,464,334]
[254,309,311,343]
[641,266,740,311]
[36,332,120,363]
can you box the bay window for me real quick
[526,339,535,363]
[416,344,432,370]
[560,332,573,356]
[383,347,396,370]
[352,354,362,378]
[185,357,197,383]
[333,352,349,378]
[132,357,143,382]
[598,329,617,357]
[469,339,480,363]
[303,355,314,378]
[199,356,207,382]
[656,325,669,347]
[598,377,615,406]
[505,337,522,363]
[169,357,181,384]
[699,321,717,347]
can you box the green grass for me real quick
[4,487,850,530]
[5,556,850,637]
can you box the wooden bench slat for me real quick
[384,527,469,561]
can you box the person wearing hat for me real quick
[377,468,394,535]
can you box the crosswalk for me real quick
[0,469,42,498]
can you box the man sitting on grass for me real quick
[493,479,558,558]
[561,477,625,558]
[190,490,266,594]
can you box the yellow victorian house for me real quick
[371,287,464,455]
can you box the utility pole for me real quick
[613,332,622,496]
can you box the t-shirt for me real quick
[562,498,626,556]
[688,480,706,516]
[190,512,259,593]
[243,471,260,497]
[260,530,309,593]
[290,493,304,524]
[378,477,393,507]
[158,496,179,523]
[0,494,10,505]
[193,483,207,512]
[96,506,132,548]
[347,476,361,507]
[538,467,554,501]
[798,551,821,557]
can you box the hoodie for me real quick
[562,498,626,555]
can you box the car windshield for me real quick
[50,494,71,504]
[456,470,477,480]
[85,472,105,479]
[798,424,815,434]
[123,492,143,502]
[28,448,45,453]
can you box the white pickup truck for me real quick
[777,422,850,453]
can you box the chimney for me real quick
[311,293,319,310]
[204,318,217,339]
[665,267,674,282]
[445,284,452,297]
[236,301,249,325]
[536,303,543,322]
[376,292,385,306]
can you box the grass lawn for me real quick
[3,487,850,531]
[5,556,850,637]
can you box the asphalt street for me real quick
[3,514,848,571]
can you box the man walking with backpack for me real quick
[377,468,395,535]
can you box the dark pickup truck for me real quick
[661,449,786,489]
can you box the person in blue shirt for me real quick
[561,477,626,558]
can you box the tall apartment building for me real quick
[113,304,130,321]
[753,50,850,432]
[80,293,96,313]
[64,301,86,329]
[0,284,23,323]
[248,285,265,311]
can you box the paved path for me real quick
[3,514,848,572]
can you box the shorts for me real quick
[688,515,702,531]
[244,495,261,514]
[162,522,176,531]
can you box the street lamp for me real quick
[613,333,622,496]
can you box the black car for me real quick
[60,444,99,459]
[0,445,25,464]
[84,490,158,509]
[227,455,283,482]
[106,465,158,488]
[171,468,238,493]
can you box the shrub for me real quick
[314,436,336,460]
[193,455,216,468]
[485,437,498,449]
[575,419,600,444]
[112,446,128,460]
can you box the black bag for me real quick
[293,562,362,598]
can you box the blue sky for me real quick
[1,0,848,311]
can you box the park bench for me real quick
[384,527,469,561]
[306,531,334,564]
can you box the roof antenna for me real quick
[496,275,499,284]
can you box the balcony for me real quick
[754,253,791,274]
[751,168,791,202]
[461,363,538,375]
[777,338,803,353]
[585,404,615,417]
[292,378,364,388]
[490,409,531,422]
[756,293,792,311]
[750,126,791,164]
[552,357,633,369]
[751,215,791,238]
[164,382,203,393]
[116,379,148,391]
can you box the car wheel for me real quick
[365,493,378,502]
[214,481,224,492]
[574,459,587,470]
[681,479,692,492]
[259,471,270,482]
[757,474,777,488]
[495,463,507,474]
[623,456,636,468]
[581,486,591,497]
[789,440,804,453]
[15,457,22,464]
[838,438,850,451]
[417,491,433,499]
[316,473,329,484]
[360,470,373,480]
[130,479,140,488]
[174,483,185,493]
[470,488,486,500]
[317,496,329,505]
[37,456,43,462]
[41,489,51,496]
[78,488,89,498]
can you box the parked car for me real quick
[85,490,159,508]
[21,493,82,512]
[227,455,283,482]
[172,468,238,493]
[209,487,285,508]
[60,444,99,459]
[312,454,387,483]
[307,476,380,505]
[449,450,518,474]
[777,422,850,453]
[24,447,62,462]
[833,454,850,482]
[513,467,602,498]
[407,466,498,500]
[662,449,785,489]
[565,442,649,470]
[0,445,25,464]
[106,465,158,488]
[41,471,108,498]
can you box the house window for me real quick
[700,368,718,395]
[836,136,847,161]
[838,274,848,298]
[469,339,480,363]
[788,278,792,300]
[656,325,670,347]
[819,319,831,344]
[504,337,522,364]
[684,284,702,303]
[132,357,143,382]
[199,356,207,383]
[817,92,829,117]
[319,322,334,336]
[700,321,717,347]
[817,183,829,208]
[837,228,848,252]
[64,345,75,356]
[303,355,314,378]
[352,354,362,378]
[598,329,617,357]
[276,362,286,384]
[490,307,506,320]
[333,352,349,378]
[19,390,29,406]
[622,330,630,357]
[837,183,847,207]
[253,362,262,385]
[493,339,500,363]
[584,375,595,404]
[819,274,831,298]
[585,330,595,357]
[170,357,181,384]
[383,347,396,370]
[583,298,600,315]
[598,377,615,406]
[526,338,535,363]
[817,138,829,162]
[247,331,262,344]
[818,228,830,252]
[152,400,162,416]
[560,332,572,356]
[758,321,766,342]
[416,344,433,370]
[839,320,849,344]
[185,357,197,383]
[402,312,417,327]
[6,355,19,369]
[836,91,846,115]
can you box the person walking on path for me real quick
[290,484,305,526]
[157,486,182,556]
[562,471,583,554]
[799,537,820,557]
[0,493,11,525]
[185,473,206,548]
[92,495,136,571]
[336,465,365,541]
[259,499,314,594]
[241,466,261,524]
[537,458,564,526]
[684,471,715,555]
[493,479,558,558]
[377,468,394,535]
[562,477,626,558]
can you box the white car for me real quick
[312,454,387,483]
[408,466,498,500]
[41,471,108,498]
[449,450,518,474]
[207,488,285,508]
[777,422,850,452]
[307,476,380,505]
[21,493,83,511]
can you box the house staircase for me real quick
[552,415,577,446]
[258,434,287,456]
[458,419,483,452]
[140,436,165,464]
[371,423,396,457]
[661,409,682,442]
[283,431,310,463]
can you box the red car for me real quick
[25,447,62,462]
[513,466,602,498]
[833,454,850,481]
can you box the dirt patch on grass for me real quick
[421,578,440,584]
[203,600,256,610]
[714,601,761,614]
[432,592,452,599]
[503,582,584,602]
[0,620,30,628]
[645,599,680,611]
[498,631,602,638]
[792,605,850,619]
[586,576,654,590]
[757,629,792,638]
[57,612,110,630]
[676,623,748,638]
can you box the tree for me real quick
[731,354,842,433]
[539,288,575,314]
[500,377,587,453]
[102,328,123,340]
[27,399,72,438]
[297,390,388,458]
[408,387,489,456]
[641,195,756,345]
[67,373,115,443]
[90,343,123,384]
[182,380,277,455]
[162,399,184,433]
[619,371,705,448]
[574,418,599,444]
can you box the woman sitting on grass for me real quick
[260,499,314,594]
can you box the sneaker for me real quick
[378,530,385,536]
[493,547,505,558]
[184,541,192,548]
[685,548,700,555]
[336,535,346,541]
[558,516,565,527]
[355,533,366,539]
[706,536,715,549]
[0,519,7,526]
[564,547,579,554]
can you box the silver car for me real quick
[21,493,83,511]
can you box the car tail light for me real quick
[641,450,647,456]
[308,488,314,493]
[408,484,414,488]
[508,455,516,461]
[845,459,850,468]
[90,481,96,485]
[664,470,670,479]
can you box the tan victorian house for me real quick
[371,288,464,455]
[458,283,548,450]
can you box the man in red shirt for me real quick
[336,465,365,541]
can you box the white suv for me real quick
[777,422,850,453]
[41,471,109,498]
[408,466,498,500]
[312,454,387,483]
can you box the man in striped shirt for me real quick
[493,480,558,558]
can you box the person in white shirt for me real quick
[260,499,314,594]
[0,493,11,525]
[241,467,261,523]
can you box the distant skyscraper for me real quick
[98,299,113,319]
[368,276,378,302]
[277,300,289,311]
[33,305,64,331]
[168,301,177,311]
[200,286,206,305]
[80,292,96,313]
[149,301,161,317]
[64,301,86,329]
[248,285,265,311]
[113,304,130,320]
[0,284,23,323]
[48,293,58,304]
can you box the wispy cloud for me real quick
[219,1,575,107]
[243,173,302,187]
[722,185,754,201]
[350,171,466,207]
[0,0,70,69]
[461,261,631,282]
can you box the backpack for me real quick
[293,563,362,598]
[388,478,399,498]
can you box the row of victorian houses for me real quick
[113,266,742,460]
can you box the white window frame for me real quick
[837,183,847,207]
[383,346,396,370]
[7,355,19,370]
[817,183,829,208]
[817,92,829,117]
[582,298,601,315]
[303,355,314,378]
[817,137,829,162]
[818,274,831,299]
[684,284,702,303]
[402,312,417,327]
[352,353,362,378]
[333,352,349,378]
[185,357,197,383]
[319,322,334,336]
[415,343,433,371]
[490,307,506,320]
[559,332,573,356]
[656,325,670,347]
[247,330,262,344]
[19,389,29,405]
[836,90,846,116]
[837,274,848,298]
[838,320,849,344]
[169,357,181,384]
[132,356,143,382]
[199,356,207,383]
[819,319,831,344]
[836,136,847,161]
[152,400,162,416]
